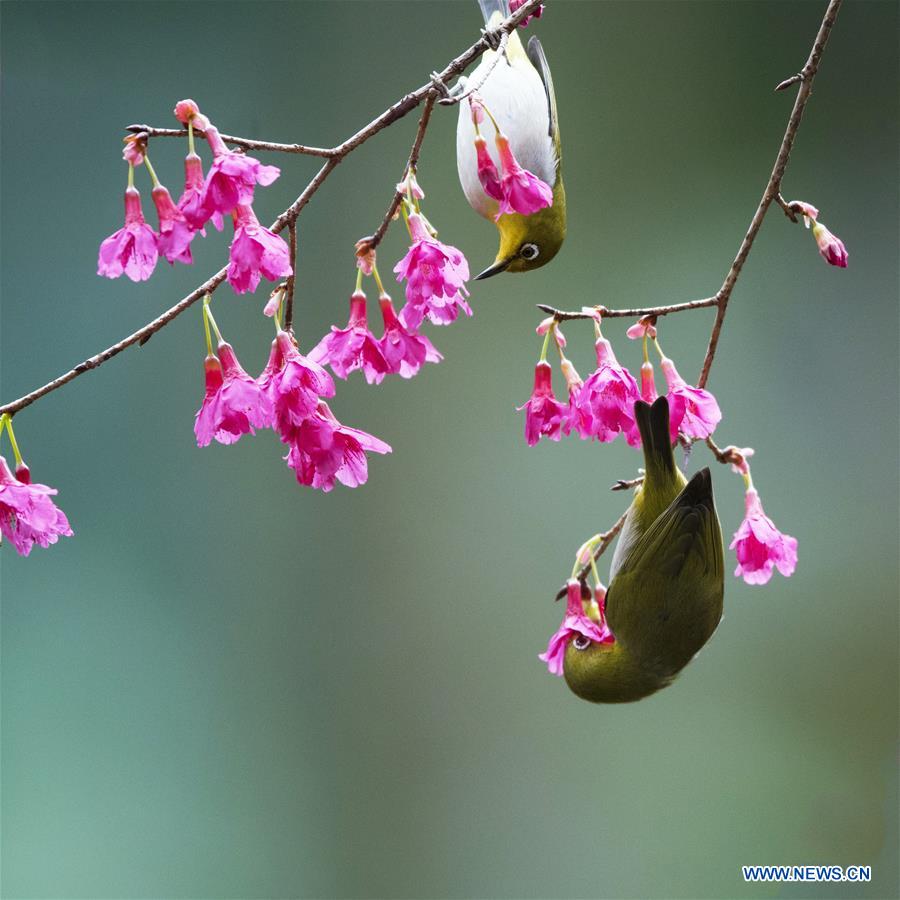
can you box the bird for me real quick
[563,397,725,703]
[455,0,566,279]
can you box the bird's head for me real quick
[563,629,669,704]
[475,186,567,279]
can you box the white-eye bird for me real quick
[456,0,566,278]
[563,398,725,703]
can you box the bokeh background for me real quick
[2,2,897,898]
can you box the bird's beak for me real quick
[474,257,512,280]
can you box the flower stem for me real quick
[203,295,223,345]
[355,267,364,294]
[3,414,24,467]
[372,265,386,297]
[539,322,554,363]
[143,153,160,188]
[742,470,755,492]
[127,163,134,190]
[642,333,650,365]
[188,120,195,156]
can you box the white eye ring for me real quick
[520,242,540,261]
[572,634,592,651]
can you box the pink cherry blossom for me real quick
[660,357,721,439]
[308,290,390,384]
[259,330,335,440]
[193,342,273,447]
[200,124,280,218]
[226,204,293,295]
[494,134,553,219]
[284,401,391,492]
[151,184,195,265]
[811,221,848,268]
[638,361,683,443]
[474,135,503,201]
[394,212,471,328]
[510,0,545,27]
[178,152,223,233]
[98,186,159,282]
[377,294,442,379]
[730,488,798,585]
[518,361,568,446]
[570,337,641,443]
[539,580,614,677]
[0,456,72,556]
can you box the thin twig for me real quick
[611,476,644,492]
[359,92,438,254]
[438,31,509,106]
[696,0,842,389]
[284,221,298,333]
[536,297,719,322]
[554,510,629,601]
[126,125,336,157]
[0,0,543,419]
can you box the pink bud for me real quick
[811,221,848,268]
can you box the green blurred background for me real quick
[2,2,897,897]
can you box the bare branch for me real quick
[536,297,719,322]
[284,222,298,334]
[126,125,336,158]
[697,0,843,388]
[358,92,438,254]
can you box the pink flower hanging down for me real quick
[178,152,223,233]
[730,488,798,585]
[539,580,614,676]
[227,204,293,295]
[519,361,569,446]
[97,186,159,282]
[194,343,273,447]
[0,456,72,557]
[811,221,848,268]
[493,134,553,220]
[474,135,503,201]
[259,330,335,440]
[570,336,641,444]
[377,293,442,379]
[284,401,391,492]
[308,290,390,384]
[200,125,280,218]
[660,357,721,440]
[394,212,471,328]
[151,184,195,265]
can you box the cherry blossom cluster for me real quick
[467,96,553,220]
[520,310,797,614]
[519,312,722,448]
[187,165,471,493]
[98,100,292,298]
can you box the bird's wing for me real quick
[614,470,722,587]
[526,36,561,156]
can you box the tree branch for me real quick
[696,0,843,388]
[536,297,719,322]
[125,125,336,158]
[0,0,544,419]
[554,510,629,601]
[358,92,437,254]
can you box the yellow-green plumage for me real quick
[564,397,725,703]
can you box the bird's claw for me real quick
[429,71,452,99]
[481,27,503,51]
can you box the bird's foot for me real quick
[481,26,504,51]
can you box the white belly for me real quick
[456,51,557,219]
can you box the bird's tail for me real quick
[634,396,677,484]
[478,0,509,26]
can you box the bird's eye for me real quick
[520,242,540,261]
[572,634,592,651]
